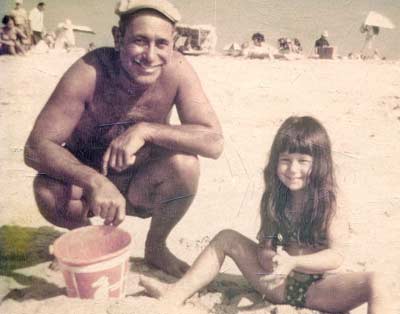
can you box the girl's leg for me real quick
[305,272,395,314]
[140,229,286,305]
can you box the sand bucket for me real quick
[52,225,132,299]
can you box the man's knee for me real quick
[34,175,60,205]
[167,153,200,184]
[367,272,389,299]
[33,175,64,221]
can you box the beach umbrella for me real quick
[58,19,96,34]
[364,11,395,29]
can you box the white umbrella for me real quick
[364,11,395,29]
[58,19,95,34]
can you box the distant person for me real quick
[360,24,380,59]
[314,30,329,54]
[10,0,30,43]
[29,2,45,45]
[251,32,265,47]
[0,15,27,55]
[278,37,302,54]
[243,32,275,59]
[293,38,302,53]
[87,42,96,52]
[54,19,76,50]
[24,0,223,278]
[140,116,395,314]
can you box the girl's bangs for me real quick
[279,134,314,156]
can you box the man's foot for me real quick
[145,245,190,278]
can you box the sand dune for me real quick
[0,51,399,314]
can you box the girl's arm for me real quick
[284,207,349,274]
[257,238,276,271]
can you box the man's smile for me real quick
[133,58,164,73]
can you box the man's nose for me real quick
[144,44,156,63]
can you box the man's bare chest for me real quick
[86,84,175,125]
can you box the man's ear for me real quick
[112,26,122,51]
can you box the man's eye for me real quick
[134,38,146,45]
[157,41,169,49]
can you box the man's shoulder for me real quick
[80,47,118,76]
[163,51,191,79]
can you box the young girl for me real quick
[140,116,394,314]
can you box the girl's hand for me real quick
[257,247,276,272]
[260,246,296,288]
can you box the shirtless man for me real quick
[24,0,223,277]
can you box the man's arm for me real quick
[25,57,97,187]
[25,55,125,225]
[148,53,223,158]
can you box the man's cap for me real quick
[15,0,23,4]
[115,0,181,24]
[322,30,329,37]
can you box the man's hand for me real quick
[84,179,126,226]
[102,124,148,175]
[260,246,296,288]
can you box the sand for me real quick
[0,50,399,314]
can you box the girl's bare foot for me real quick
[139,276,169,298]
[139,275,185,306]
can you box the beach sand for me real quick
[0,50,399,314]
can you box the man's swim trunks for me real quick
[285,271,323,307]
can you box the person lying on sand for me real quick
[24,0,223,278]
[140,116,395,314]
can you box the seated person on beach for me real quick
[24,0,223,278]
[0,15,27,55]
[140,116,395,314]
[278,37,302,54]
[314,30,330,56]
[243,32,275,59]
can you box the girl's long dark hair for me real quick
[258,116,337,246]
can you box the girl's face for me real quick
[277,152,313,191]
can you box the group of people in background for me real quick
[225,26,384,60]
[0,1,45,55]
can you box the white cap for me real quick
[322,30,329,37]
[15,0,23,4]
[115,0,181,24]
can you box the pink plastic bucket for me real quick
[52,225,132,299]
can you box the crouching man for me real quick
[24,0,223,278]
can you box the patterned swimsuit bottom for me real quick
[285,271,323,307]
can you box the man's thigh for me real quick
[110,148,200,218]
